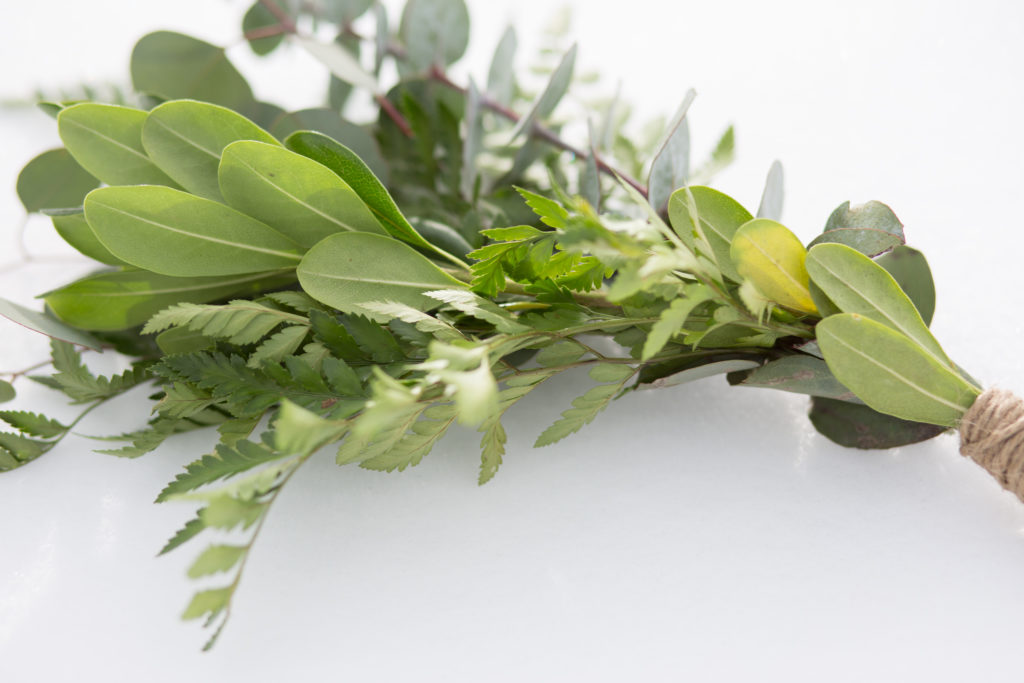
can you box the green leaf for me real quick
[51,214,127,266]
[295,36,380,95]
[0,381,15,404]
[0,298,102,350]
[730,218,816,314]
[874,246,935,326]
[142,100,279,201]
[45,269,295,332]
[182,587,232,620]
[728,355,860,402]
[486,26,517,106]
[16,148,99,212]
[535,363,635,447]
[805,243,948,365]
[756,160,784,220]
[509,44,576,142]
[647,90,694,212]
[187,545,247,579]
[808,396,946,449]
[322,0,374,23]
[637,358,761,391]
[399,0,470,71]
[247,326,309,368]
[84,186,303,276]
[516,187,568,228]
[157,439,286,502]
[297,232,466,314]
[285,131,464,266]
[158,513,205,555]
[807,228,903,258]
[641,285,712,360]
[218,140,385,247]
[58,103,177,186]
[816,314,978,427]
[823,200,903,239]
[243,2,285,56]
[268,109,388,180]
[144,300,306,344]
[692,125,736,184]
[0,411,68,438]
[460,78,483,201]
[668,186,752,282]
[131,31,254,111]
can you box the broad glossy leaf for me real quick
[295,36,380,94]
[807,228,903,257]
[875,245,935,325]
[756,160,784,220]
[268,108,388,180]
[142,100,278,201]
[648,90,694,213]
[242,2,285,56]
[668,185,752,282]
[16,148,99,212]
[84,186,303,276]
[399,0,470,70]
[51,214,127,265]
[285,131,453,260]
[508,44,577,143]
[805,243,948,365]
[808,396,946,449]
[728,355,860,402]
[131,31,254,111]
[817,314,977,427]
[58,104,176,186]
[219,140,384,247]
[730,218,816,314]
[0,298,102,350]
[487,26,517,106]
[0,381,15,404]
[44,268,296,331]
[297,233,466,314]
[824,200,903,237]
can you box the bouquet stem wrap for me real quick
[960,389,1024,502]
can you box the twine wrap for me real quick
[959,388,1024,503]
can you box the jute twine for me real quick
[959,388,1024,503]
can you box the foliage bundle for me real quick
[1,0,996,648]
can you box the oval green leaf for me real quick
[817,313,978,427]
[268,108,388,180]
[808,396,945,449]
[0,380,16,404]
[807,228,903,257]
[874,245,935,326]
[730,218,816,314]
[44,268,296,331]
[668,185,752,282]
[824,200,903,237]
[399,0,470,70]
[285,131,464,267]
[84,186,303,277]
[131,31,254,111]
[729,354,860,402]
[218,140,385,247]
[58,103,177,186]
[806,242,948,365]
[0,297,102,350]
[243,1,286,56]
[142,100,279,201]
[16,148,99,212]
[51,213,127,266]
[297,232,466,314]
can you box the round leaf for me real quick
[84,186,303,277]
[297,233,466,314]
[399,0,470,70]
[0,380,16,404]
[730,218,816,314]
[16,149,99,212]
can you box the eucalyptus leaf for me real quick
[823,200,903,238]
[486,26,517,106]
[756,160,784,221]
[730,218,816,314]
[460,79,483,201]
[142,100,279,201]
[297,233,466,314]
[0,381,15,404]
[268,108,388,180]
[399,0,470,71]
[636,359,760,390]
[322,0,375,23]
[668,185,752,282]
[805,243,948,365]
[875,246,935,326]
[294,36,381,95]
[807,228,903,257]
[508,44,577,143]
[44,269,296,331]
[58,103,177,186]
[816,314,977,427]
[0,298,102,350]
[16,148,99,212]
[219,140,385,247]
[131,31,255,110]
[285,131,464,266]
[647,90,695,213]
[84,186,303,276]
[243,2,285,56]
[728,355,860,402]
[808,396,946,449]
[51,214,127,266]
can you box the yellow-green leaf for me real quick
[730,218,816,314]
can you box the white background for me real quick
[2,1,1024,680]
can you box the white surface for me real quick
[2,1,1024,680]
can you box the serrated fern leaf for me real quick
[425,289,529,333]
[143,300,308,345]
[159,512,206,556]
[534,364,637,447]
[156,438,286,502]
[0,410,67,438]
[246,325,310,368]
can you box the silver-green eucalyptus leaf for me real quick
[647,90,695,213]
[0,298,102,350]
[16,148,99,212]
[399,0,471,71]
[486,26,517,106]
[756,160,784,221]
[508,44,577,143]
